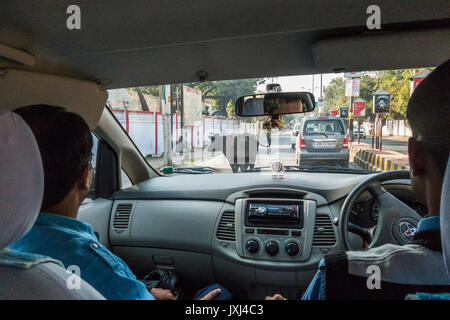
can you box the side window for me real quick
[87,133,99,200]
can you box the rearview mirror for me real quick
[235,92,315,117]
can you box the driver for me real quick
[267,59,450,300]
[9,105,230,301]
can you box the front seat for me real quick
[0,109,104,299]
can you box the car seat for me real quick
[0,109,104,299]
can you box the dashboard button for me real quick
[291,230,302,237]
[246,240,259,254]
[245,228,255,234]
[285,242,300,256]
[265,241,279,256]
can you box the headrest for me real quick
[0,109,43,249]
[441,155,450,279]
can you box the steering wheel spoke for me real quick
[340,170,421,251]
[348,222,373,244]
[367,181,386,197]
[369,191,421,248]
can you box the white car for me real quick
[353,126,366,139]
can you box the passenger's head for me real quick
[14,105,93,212]
[406,60,450,215]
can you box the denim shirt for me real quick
[0,248,63,269]
[9,212,154,300]
[302,216,441,300]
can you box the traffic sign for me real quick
[353,99,366,117]
[317,97,325,107]
[339,106,349,118]
[317,97,325,115]
[345,78,360,97]
[373,89,391,113]
[344,72,362,78]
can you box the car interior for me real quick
[0,1,449,300]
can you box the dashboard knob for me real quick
[246,240,259,254]
[285,242,300,256]
[265,241,279,256]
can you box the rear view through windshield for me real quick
[303,119,345,135]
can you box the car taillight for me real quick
[343,135,348,148]
[299,135,306,149]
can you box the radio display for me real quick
[245,200,303,229]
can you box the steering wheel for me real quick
[339,170,423,251]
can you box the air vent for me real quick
[312,214,336,246]
[216,211,236,241]
[113,203,133,229]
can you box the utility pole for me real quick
[161,85,173,166]
[379,115,383,151]
[375,114,379,149]
[179,85,184,155]
[371,124,374,149]
[320,74,322,97]
[349,96,354,142]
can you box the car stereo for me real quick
[246,200,303,229]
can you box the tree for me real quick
[135,87,150,111]
[185,78,265,117]
[358,72,379,121]
[377,69,414,119]
[133,79,264,117]
[137,85,160,97]
[323,77,347,114]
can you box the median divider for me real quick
[349,142,409,172]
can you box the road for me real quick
[152,131,407,173]
[192,131,362,172]
[356,136,409,155]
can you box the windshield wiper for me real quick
[284,165,370,174]
[161,166,222,174]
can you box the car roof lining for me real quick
[0,1,449,89]
[0,68,107,129]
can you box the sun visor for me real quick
[0,68,108,129]
[312,28,450,73]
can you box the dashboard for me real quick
[79,171,418,299]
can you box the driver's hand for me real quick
[265,293,287,300]
[150,288,176,300]
[200,288,222,300]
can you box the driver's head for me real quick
[406,60,450,215]
[13,105,93,214]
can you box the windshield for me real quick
[303,120,345,135]
[109,68,430,174]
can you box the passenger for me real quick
[10,105,231,300]
[266,59,450,300]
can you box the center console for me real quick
[235,198,317,262]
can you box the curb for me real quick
[350,144,409,172]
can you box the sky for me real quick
[258,73,344,98]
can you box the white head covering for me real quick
[0,109,43,249]
[441,155,450,279]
